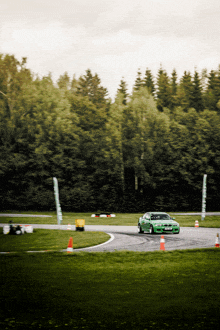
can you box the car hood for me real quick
[151,220,178,225]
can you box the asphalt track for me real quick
[1,222,219,252]
[1,213,220,252]
[73,225,220,252]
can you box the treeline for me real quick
[1,54,220,212]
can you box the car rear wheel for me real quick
[149,225,154,234]
[138,223,144,234]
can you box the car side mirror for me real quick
[172,217,175,220]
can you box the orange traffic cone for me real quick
[195,220,199,228]
[215,233,219,248]
[67,224,71,230]
[160,235,165,251]
[67,237,73,253]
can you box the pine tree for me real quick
[214,66,220,112]
[204,70,217,111]
[77,69,108,108]
[203,67,220,112]
[177,71,193,111]
[70,74,79,94]
[170,69,178,110]
[116,78,129,105]
[133,69,143,91]
[191,70,204,112]
[143,68,155,96]
[57,72,70,90]
[171,69,178,95]
[156,66,172,111]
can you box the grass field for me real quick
[0,229,110,252]
[1,250,220,329]
[1,211,220,227]
[1,212,220,329]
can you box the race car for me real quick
[138,212,180,234]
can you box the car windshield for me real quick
[151,214,170,220]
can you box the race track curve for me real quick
[1,223,217,252]
[74,225,219,252]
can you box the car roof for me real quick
[148,212,168,214]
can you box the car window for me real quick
[151,214,170,220]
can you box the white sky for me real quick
[0,0,220,99]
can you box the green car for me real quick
[138,212,180,234]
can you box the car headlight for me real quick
[154,224,162,227]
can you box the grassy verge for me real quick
[170,213,220,228]
[0,211,220,227]
[0,229,110,252]
[1,250,220,329]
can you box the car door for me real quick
[141,213,150,231]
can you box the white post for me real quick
[201,174,207,221]
[53,177,63,225]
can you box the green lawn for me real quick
[1,212,220,329]
[1,211,220,227]
[0,228,109,252]
[1,250,220,329]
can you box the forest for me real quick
[1,53,220,212]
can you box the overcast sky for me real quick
[0,0,220,99]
